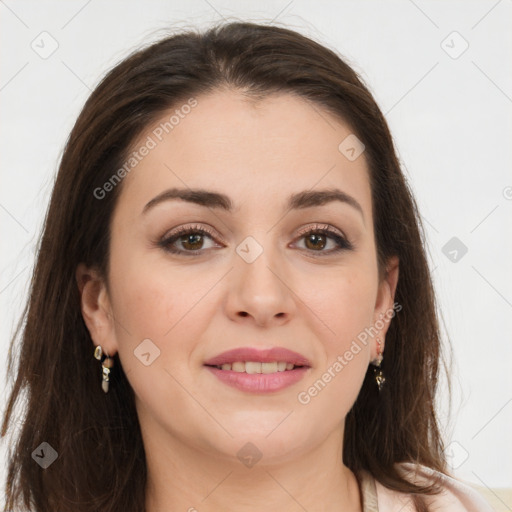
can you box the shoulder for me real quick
[374,462,494,512]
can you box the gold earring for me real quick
[372,337,385,392]
[94,345,114,393]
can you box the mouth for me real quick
[205,361,306,373]
[203,347,311,393]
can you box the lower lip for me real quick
[205,366,309,393]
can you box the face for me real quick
[78,89,398,465]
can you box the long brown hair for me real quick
[2,21,450,512]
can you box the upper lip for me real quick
[204,347,312,367]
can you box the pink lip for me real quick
[203,347,311,367]
[203,347,311,394]
[205,366,309,393]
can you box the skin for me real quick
[77,89,399,512]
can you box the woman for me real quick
[1,21,493,512]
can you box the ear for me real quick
[76,263,118,356]
[371,255,399,358]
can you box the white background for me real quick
[1,0,511,500]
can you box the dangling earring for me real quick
[372,337,386,392]
[94,345,114,393]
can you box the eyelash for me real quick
[158,223,354,257]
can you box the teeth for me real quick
[215,361,299,373]
[261,362,278,374]
[232,362,245,372]
[245,362,261,374]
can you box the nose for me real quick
[224,240,296,328]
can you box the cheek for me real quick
[109,251,218,336]
[106,255,235,445]
[294,273,374,421]
[297,268,376,351]
[291,268,375,412]
[107,254,225,379]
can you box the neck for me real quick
[142,420,362,512]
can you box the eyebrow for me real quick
[142,187,365,221]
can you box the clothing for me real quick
[356,462,495,511]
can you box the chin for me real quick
[208,434,310,469]
[210,418,314,461]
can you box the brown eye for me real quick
[304,233,327,251]
[294,225,354,255]
[180,233,205,251]
[159,225,222,255]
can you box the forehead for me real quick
[116,89,372,223]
